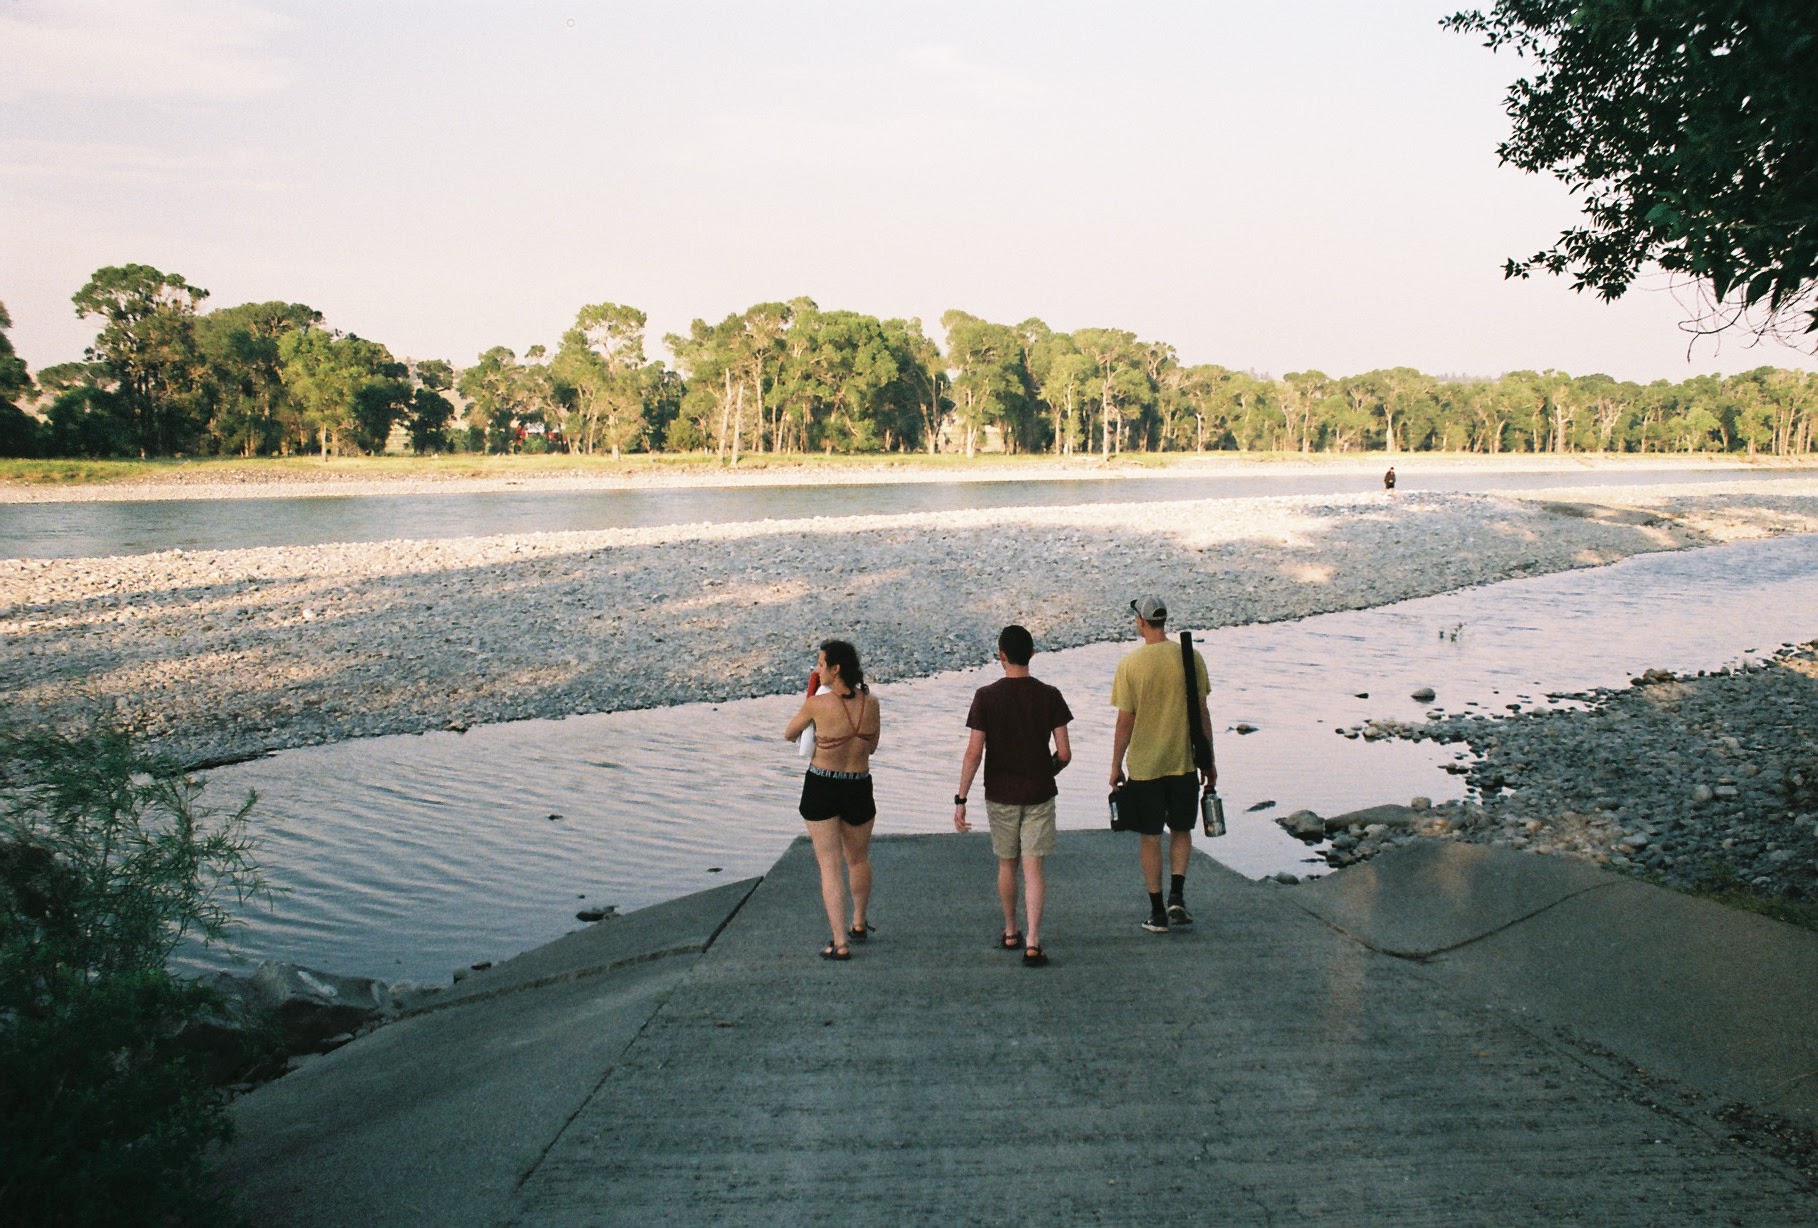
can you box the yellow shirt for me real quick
[1111,639,1209,781]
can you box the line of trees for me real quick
[3,265,1816,461]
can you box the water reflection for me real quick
[182,534,1818,985]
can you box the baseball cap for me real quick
[1130,595,1167,621]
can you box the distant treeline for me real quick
[2,264,1815,461]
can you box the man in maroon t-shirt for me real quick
[953,624,1074,967]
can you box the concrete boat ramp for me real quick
[218,833,1818,1225]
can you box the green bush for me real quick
[0,716,264,1226]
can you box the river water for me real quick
[6,464,1808,559]
[184,533,1818,986]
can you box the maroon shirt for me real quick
[965,676,1074,805]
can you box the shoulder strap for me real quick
[1180,631,1213,774]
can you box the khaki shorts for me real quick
[986,797,1057,860]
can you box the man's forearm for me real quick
[1110,713,1134,784]
[957,737,984,797]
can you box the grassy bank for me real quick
[0,452,1102,487]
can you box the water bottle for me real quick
[1201,788,1226,837]
[1108,788,1124,831]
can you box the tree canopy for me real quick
[71,264,211,456]
[13,263,1818,460]
[1446,1,1818,341]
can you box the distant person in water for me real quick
[953,624,1073,968]
[1384,466,1397,491]
[784,639,881,961]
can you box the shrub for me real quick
[0,716,264,1226]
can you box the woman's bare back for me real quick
[809,690,879,774]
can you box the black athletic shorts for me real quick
[1118,773,1198,835]
[799,767,877,825]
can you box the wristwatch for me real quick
[954,795,968,806]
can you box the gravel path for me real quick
[4,482,1817,770]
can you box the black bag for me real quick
[1180,632,1225,837]
[1179,632,1214,775]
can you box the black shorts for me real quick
[1119,773,1198,836]
[799,768,877,826]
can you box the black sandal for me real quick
[1000,930,1024,950]
[819,943,851,961]
[1022,946,1048,967]
[848,924,874,944]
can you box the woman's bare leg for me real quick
[806,820,849,947]
[840,818,875,932]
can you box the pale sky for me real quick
[4,0,1815,385]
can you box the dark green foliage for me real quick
[349,372,412,454]
[0,302,39,457]
[0,716,264,1226]
[31,363,134,456]
[193,301,323,457]
[0,403,36,458]
[641,364,686,450]
[0,972,238,1226]
[43,385,136,458]
[406,386,455,453]
[1447,1,1818,338]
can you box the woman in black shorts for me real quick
[783,639,881,960]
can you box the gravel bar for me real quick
[4,483,1817,770]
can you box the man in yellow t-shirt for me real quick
[1109,594,1215,933]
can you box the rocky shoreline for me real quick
[1424,643,1814,900]
[1281,642,1818,907]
